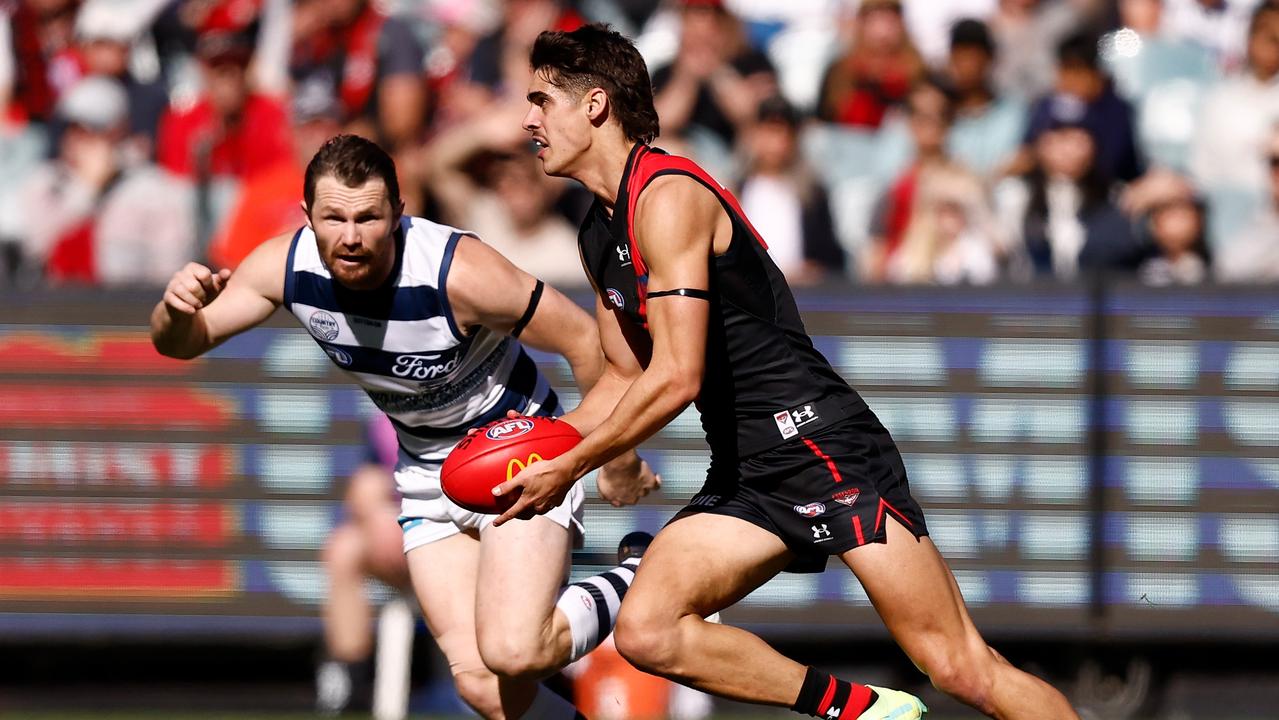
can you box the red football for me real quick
[441,416,582,514]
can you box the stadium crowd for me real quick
[2,0,1279,289]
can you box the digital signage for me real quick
[1,287,1275,640]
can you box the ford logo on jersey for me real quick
[793,502,826,518]
[393,352,461,379]
[486,418,535,441]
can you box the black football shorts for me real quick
[674,408,929,573]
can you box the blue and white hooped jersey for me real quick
[283,216,559,464]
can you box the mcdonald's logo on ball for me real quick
[506,453,545,480]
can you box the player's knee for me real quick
[924,645,996,714]
[321,525,364,576]
[477,630,558,680]
[452,668,502,718]
[613,605,681,676]
[346,465,392,520]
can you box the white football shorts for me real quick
[395,459,585,554]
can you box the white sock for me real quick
[554,558,640,661]
[519,683,582,720]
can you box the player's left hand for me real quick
[490,454,576,527]
[597,452,660,507]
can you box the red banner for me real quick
[0,502,236,545]
[0,558,237,597]
[0,442,234,489]
[0,386,237,429]
[0,333,195,374]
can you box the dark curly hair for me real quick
[530,23,660,144]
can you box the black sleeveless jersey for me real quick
[577,144,867,460]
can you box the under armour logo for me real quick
[812,524,831,539]
[616,244,632,266]
[825,708,841,718]
[791,404,818,426]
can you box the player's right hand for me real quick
[164,262,232,315]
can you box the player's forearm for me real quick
[562,363,697,478]
[559,366,633,436]
[149,302,212,359]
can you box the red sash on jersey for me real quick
[620,145,769,322]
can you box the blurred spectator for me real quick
[207,88,342,269]
[315,413,411,716]
[289,0,425,150]
[1,0,83,123]
[420,0,495,130]
[1189,2,1279,199]
[996,100,1144,280]
[902,0,998,67]
[1217,124,1279,281]
[149,0,265,69]
[0,76,194,285]
[468,0,582,104]
[0,122,48,285]
[424,103,585,288]
[72,0,169,158]
[651,0,775,151]
[988,0,1098,100]
[157,30,291,180]
[1105,0,1219,100]
[945,17,1027,178]
[817,0,922,130]
[1124,168,1211,284]
[1164,0,1267,72]
[1101,0,1218,171]
[886,163,1001,285]
[1138,195,1211,285]
[864,77,958,282]
[1022,32,1143,183]
[736,96,845,285]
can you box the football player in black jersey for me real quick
[491,23,1081,720]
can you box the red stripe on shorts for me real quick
[802,438,843,484]
[852,516,865,546]
[881,498,915,529]
[816,676,837,716]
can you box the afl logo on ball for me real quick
[309,311,340,341]
[486,418,535,441]
[606,288,625,310]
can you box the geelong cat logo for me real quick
[486,418,535,441]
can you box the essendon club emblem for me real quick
[832,488,860,507]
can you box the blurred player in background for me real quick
[315,412,408,715]
[150,134,659,720]
[495,24,1081,720]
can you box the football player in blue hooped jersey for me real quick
[493,23,1084,720]
[150,133,661,720]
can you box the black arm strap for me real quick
[511,280,544,338]
[646,288,711,300]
